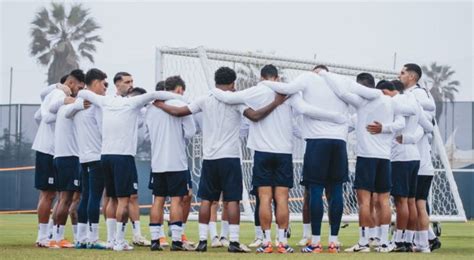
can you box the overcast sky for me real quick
[1,0,473,103]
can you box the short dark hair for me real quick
[69,69,85,83]
[313,64,329,72]
[404,63,422,81]
[391,80,405,93]
[85,68,107,85]
[60,74,68,84]
[260,64,278,79]
[155,80,165,91]
[128,87,147,96]
[375,80,396,91]
[113,72,131,84]
[165,76,186,91]
[214,67,236,85]
[356,72,375,88]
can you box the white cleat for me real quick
[369,238,380,247]
[297,238,311,247]
[248,238,263,248]
[413,246,431,253]
[113,241,134,251]
[211,236,223,248]
[132,235,151,246]
[375,244,392,253]
[106,240,115,250]
[219,237,230,247]
[344,243,370,253]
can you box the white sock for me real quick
[90,223,99,243]
[220,220,229,238]
[303,223,311,239]
[368,227,376,239]
[72,224,77,241]
[311,235,321,245]
[209,221,217,239]
[229,224,240,242]
[58,225,65,241]
[278,229,287,244]
[77,223,88,243]
[358,227,369,245]
[263,230,271,244]
[329,235,338,243]
[428,226,437,240]
[380,224,389,245]
[170,224,183,242]
[106,218,117,243]
[414,231,420,246]
[47,218,54,239]
[53,225,59,242]
[199,223,209,241]
[376,226,382,240]
[38,223,49,241]
[255,226,263,239]
[395,229,405,243]
[149,224,161,241]
[132,221,141,237]
[182,223,187,234]
[159,224,165,238]
[405,230,415,244]
[419,230,429,248]
[115,222,126,243]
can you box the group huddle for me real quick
[32,62,442,254]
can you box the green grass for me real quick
[0,214,473,259]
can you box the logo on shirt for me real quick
[133,183,138,190]
[48,177,54,184]
[74,180,79,186]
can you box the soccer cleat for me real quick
[48,240,60,249]
[182,234,195,246]
[228,241,251,253]
[301,243,323,253]
[87,241,107,250]
[211,236,222,247]
[248,238,263,248]
[58,239,74,248]
[105,240,114,249]
[170,241,186,251]
[132,235,151,246]
[219,236,230,247]
[392,242,407,252]
[183,241,196,251]
[328,242,340,253]
[256,242,273,253]
[277,243,294,253]
[369,237,380,247]
[36,240,50,248]
[297,238,311,246]
[344,243,370,253]
[429,237,441,252]
[159,237,169,247]
[75,241,88,249]
[195,240,207,252]
[375,244,392,253]
[150,240,163,251]
[113,241,134,251]
[413,246,431,253]
[404,242,414,252]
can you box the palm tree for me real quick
[235,63,260,90]
[30,3,102,84]
[422,62,460,141]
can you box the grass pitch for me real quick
[0,214,473,259]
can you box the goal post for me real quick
[155,46,467,222]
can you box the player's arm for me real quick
[129,91,184,109]
[77,89,106,107]
[392,96,417,116]
[397,125,424,144]
[260,73,308,95]
[289,94,346,124]
[210,87,256,105]
[64,98,91,119]
[413,88,436,112]
[153,100,192,117]
[181,114,197,139]
[418,107,434,133]
[243,93,286,122]
[319,70,382,100]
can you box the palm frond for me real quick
[448,80,460,86]
[78,42,96,52]
[84,35,102,43]
[80,50,94,63]
[30,28,50,55]
[31,8,51,29]
[37,51,53,65]
[51,2,66,23]
[67,4,89,27]
[70,18,100,41]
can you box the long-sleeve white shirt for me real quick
[53,103,79,158]
[77,90,183,156]
[146,99,196,172]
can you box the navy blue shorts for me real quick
[252,151,293,188]
[303,139,348,187]
[34,151,57,191]
[416,175,433,201]
[391,161,419,198]
[198,158,243,202]
[54,156,81,192]
[354,157,392,193]
[101,155,138,198]
[152,170,189,197]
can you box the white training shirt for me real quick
[66,98,103,163]
[188,94,245,160]
[53,103,79,158]
[32,88,65,155]
[77,90,183,156]
[146,99,196,172]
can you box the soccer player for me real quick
[154,66,288,253]
[77,81,183,251]
[65,68,108,249]
[45,70,85,248]
[259,66,372,253]
[32,72,80,247]
[211,65,347,254]
[146,75,196,251]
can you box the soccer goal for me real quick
[154,46,467,222]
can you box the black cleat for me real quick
[150,239,163,251]
[195,240,207,252]
[404,242,414,252]
[286,227,291,239]
[392,242,407,252]
[228,241,250,253]
[170,241,185,251]
[429,237,441,252]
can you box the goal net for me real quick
[154,46,466,222]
